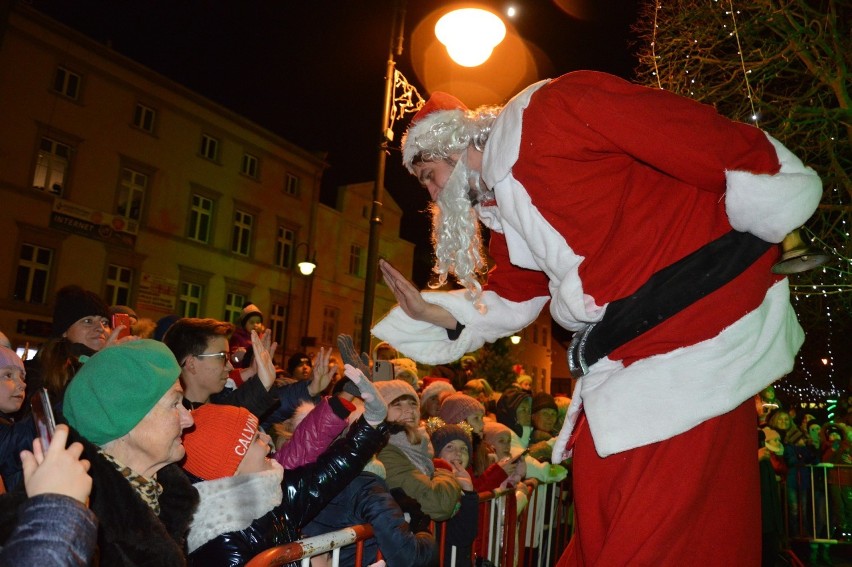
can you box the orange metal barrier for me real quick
[246,477,574,567]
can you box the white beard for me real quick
[429,158,488,312]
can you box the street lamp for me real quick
[435,8,506,67]
[283,242,316,357]
[510,334,521,345]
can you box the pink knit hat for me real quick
[483,421,513,447]
[374,379,420,407]
[438,392,485,425]
[420,380,455,408]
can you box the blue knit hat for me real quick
[64,340,181,445]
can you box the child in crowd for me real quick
[182,366,389,567]
[429,422,478,567]
[0,346,32,491]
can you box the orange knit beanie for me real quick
[182,404,259,480]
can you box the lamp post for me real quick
[283,242,316,357]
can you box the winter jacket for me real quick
[260,379,320,428]
[274,396,351,470]
[0,493,97,566]
[0,414,34,492]
[201,374,278,420]
[187,416,389,567]
[379,443,461,521]
[0,427,199,566]
[436,490,478,567]
[302,471,436,567]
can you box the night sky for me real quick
[32,0,640,285]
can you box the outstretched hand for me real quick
[307,347,337,396]
[337,334,371,378]
[343,364,387,426]
[251,329,278,389]
[379,259,458,329]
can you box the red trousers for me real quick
[557,400,760,566]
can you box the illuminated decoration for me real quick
[435,8,506,67]
[510,334,521,345]
[385,70,425,142]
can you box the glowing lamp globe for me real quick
[435,8,506,67]
[297,260,316,276]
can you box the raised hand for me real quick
[21,424,92,504]
[308,346,336,396]
[343,364,388,426]
[379,259,458,329]
[337,334,371,378]
[251,329,278,389]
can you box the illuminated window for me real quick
[33,137,70,195]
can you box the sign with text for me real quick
[136,272,178,314]
[50,199,137,247]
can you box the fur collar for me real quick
[188,461,284,553]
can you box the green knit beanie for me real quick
[64,339,181,446]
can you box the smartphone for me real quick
[373,360,394,382]
[31,388,57,451]
[112,313,132,339]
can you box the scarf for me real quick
[188,461,284,553]
[388,430,435,477]
[99,450,163,515]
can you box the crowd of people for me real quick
[757,386,852,566]
[0,283,572,566]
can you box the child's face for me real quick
[388,396,419,426]
[0,366,25,414]
[438,439,470,469]
[466,411,485,435]
[492,432,512,459]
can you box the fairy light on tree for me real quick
[634,0,851,406]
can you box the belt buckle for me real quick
[568,323,596,378]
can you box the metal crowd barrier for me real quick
[783,463,852,545]
[246,477,574,567]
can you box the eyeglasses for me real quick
[182,351,242,367]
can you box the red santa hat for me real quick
[401,91,468,170]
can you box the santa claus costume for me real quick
[373,70,821,565]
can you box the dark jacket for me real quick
[0,414,34,491]
[187,416,389,567]
[302,472,436,567]
[0,493,97,566]
[436,490,479,567]
[0,428,199,566]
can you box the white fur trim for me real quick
[188,462,284,553]
[372,289,548,365]
[401,109,466,170]
[725,132,822,243]
[552,279,802,461]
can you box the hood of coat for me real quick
[495,387,531,437]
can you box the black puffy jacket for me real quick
[188,416,389,567]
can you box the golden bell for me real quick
[771,229,832,275]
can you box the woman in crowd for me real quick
[182,366,390,567]
[25,285,128,407]
[375,379,463,521]
[530,392,559,444]
[2,339,198,565]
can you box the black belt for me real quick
[568,230,771,377]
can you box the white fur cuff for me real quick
[725,132,822,243]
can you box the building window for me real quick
[532,325,539,344]
[188,194,213,243]
[105,264,133,306]
[33,137,71,195]
[178,282,203,318]
[241,153,259,178]
[231,210,253,256]
[53,66,80,100]
[275,226,294,268]
[284,173,300,196]
[14,244,53,304]
[269,303,286,357]
[224,292,245,324]
[117,168,147,222]
[321,306,340,345]
[347,244,362,276]
[542,327,549,349]
[200,134,219,161]
[133,103,156,133]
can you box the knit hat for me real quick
[182,404,259,480]
[64,340,180,446]
[483,421,514,448]
[0,345,24,374]
[439,392,485,425]
[430,422,473,459]
[402,91,468,171]
[374,379,420,407]
[240,303,263,327]
[52,285,110,337]
[532,392,558,415]
[392,358,418,380]
[420,380,455,408]
[286,352,312,375]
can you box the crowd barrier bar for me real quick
[246,477,573,567]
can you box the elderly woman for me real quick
[1,340,198,565]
